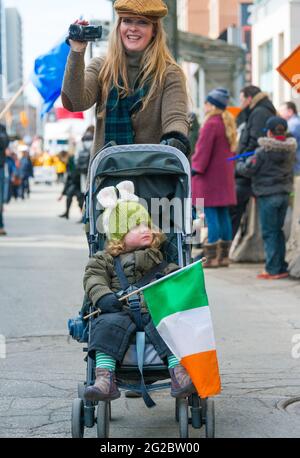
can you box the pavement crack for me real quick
[36,380,74,392]
[243,385,299,394]
[28,419,70,432]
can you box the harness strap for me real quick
[136,332,156,408]
[113,256,168,331]
[126,289,144,331]
[114,256,130,290]
[113,256,158,408]
[114,256,169,291]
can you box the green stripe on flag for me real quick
[143,261,209,327]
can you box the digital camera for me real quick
[68,24,103,42]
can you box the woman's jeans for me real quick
[21,177,30,198]
[204,207,233,244]
[258,193,289,275]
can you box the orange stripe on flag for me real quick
[181,350,221,398]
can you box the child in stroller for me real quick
[83,180,196,402]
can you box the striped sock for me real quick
[168,355,180,369]
[96,352,116,372]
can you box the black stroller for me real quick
[69,144,215,438]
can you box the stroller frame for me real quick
[71,144,215,438]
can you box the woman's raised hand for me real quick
[69,19,89,53]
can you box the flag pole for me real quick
[83,258,207,320]
[0,80,30,121]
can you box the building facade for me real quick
[5,7,23,95]
[178,0,252,39]
[176,0,248,117]
[0,0,7,98]
[250,0,300,109]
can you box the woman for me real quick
[62,0,190,169]
[192,88,237,267]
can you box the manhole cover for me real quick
[277,398,300,414]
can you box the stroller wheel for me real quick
[177,398,189,438]
[175,398,179,422]
[96,401,110,438]
[71,398,84,438]
[190,394,202,429]
[201,398,215,438]
[109,402,112,421]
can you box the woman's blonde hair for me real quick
[204,107,237,152]
[98,18,183,116]
[106,227,166,257]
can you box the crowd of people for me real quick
[0,128,36,235]
[0,125,95,235]
[0,99,297,283]
[57,128,94,222]
[1,0,299,287]
[191,85,298,279]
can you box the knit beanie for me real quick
[97,181,151,241]
[265,116,288,134]
[206,87,230,110]
[114,0,168,19]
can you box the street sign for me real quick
[277,45,300,93]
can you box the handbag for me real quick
[12,174,22,186]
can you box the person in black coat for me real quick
[76,131,93,197]
[58,154,84,219]
[19,148,34,199]
[0,124,9,235]
[230,86,276,238]
[236,116,296,279]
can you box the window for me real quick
[259,39,273,97]
[240,3,252,27]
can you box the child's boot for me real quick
[84,368,121,402]
[203,242,219,268]
[169,364,196,398]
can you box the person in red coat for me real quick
[192,88,237,267]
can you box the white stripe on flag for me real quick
[157,306,216,360]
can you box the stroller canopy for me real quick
[88,144,192,237]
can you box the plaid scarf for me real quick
[105,80,149,145]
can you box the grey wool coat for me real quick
[236,136,296,197]
[61,50,189,160]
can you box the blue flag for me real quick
[227,151,255,161]
[31,39,70,117]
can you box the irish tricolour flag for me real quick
[142,260,221,398]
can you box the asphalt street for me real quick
[1,183,300,438]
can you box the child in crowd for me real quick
[237,116,296,279]
[83,181,196,402]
